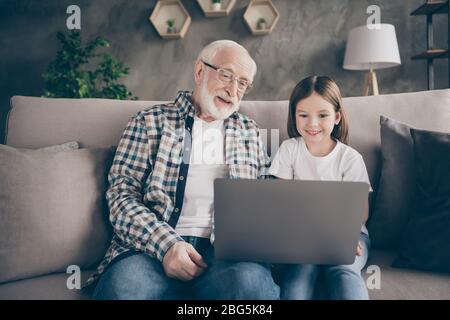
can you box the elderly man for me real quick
[87,40,279,300]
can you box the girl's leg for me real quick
[279,264,320,300]
[323,233,371,300]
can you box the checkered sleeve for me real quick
[106,115,183,262]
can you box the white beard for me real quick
[198,75,240,120]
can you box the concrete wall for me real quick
[1,0,448,143]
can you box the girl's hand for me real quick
[356,241,363,256]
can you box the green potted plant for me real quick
[166,18,177,34]
[42,30,137,100]
[211,0,221,11]
[257,17,267,30]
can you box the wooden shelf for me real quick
[243,0,280,36]
[196,0,236,17]
[410,0,449,89]
[149,0,191,39]
[411,1,448,15]
[412,49,449,60]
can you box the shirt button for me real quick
[174,208,179,213]
[179,176,184,181]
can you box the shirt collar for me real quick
[174,90,196,119]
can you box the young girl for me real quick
[269,76,371,300]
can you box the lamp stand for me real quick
[363,68,379,96]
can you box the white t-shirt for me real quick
[269,137,371,234]
[175,116,228,238]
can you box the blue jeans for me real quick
[279,233,371,300]
[93,236,280,300]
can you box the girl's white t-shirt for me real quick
[269,137,372,234]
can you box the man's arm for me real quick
[106,115,183,262]
[107,114,207,281]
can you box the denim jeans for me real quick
[93,236,280,300]
[278,232,371,300]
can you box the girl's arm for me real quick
[341,153,371,224]
[356,200,370,257]
[268,139,296,179]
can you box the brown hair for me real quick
[287,75,349,144]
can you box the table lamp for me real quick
[343,24,401,96]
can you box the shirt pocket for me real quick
[152,128,183,181]
[160,128,183,160]
[228,135,260,179]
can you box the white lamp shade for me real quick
[343,24,401,70]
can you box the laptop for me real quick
[213,179,370,265]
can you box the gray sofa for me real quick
[1,89,450,299]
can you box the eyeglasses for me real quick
[201,60,253,94]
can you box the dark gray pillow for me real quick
[368,116,416,248]
[393,128,450,273]
[0,145,114,284]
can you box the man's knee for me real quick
[93,253,181,300]
[226,262,280,300]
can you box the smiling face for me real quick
[193,48,254,121]
[295,92,341,146]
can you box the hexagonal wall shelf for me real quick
[149,0,191,39]
[244,0,280,36]
[196,0,236,17]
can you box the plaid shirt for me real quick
[85,91,270,287]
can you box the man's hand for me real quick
[356,241,363,256]
[162,241,208,281]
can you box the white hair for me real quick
[197,40,257,81]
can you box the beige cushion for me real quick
[364,250,450,300]
[0,270,95,300]
[0,145,113,284]
[38,141,79,152]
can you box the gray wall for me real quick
[1,0,448,143]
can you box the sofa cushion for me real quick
[2,252,450,300]
[364,250,450,300]
[0,145,114,284]
[0,270,95,300]
[393,128,450,273]
[368,116,416,248]
[37,141,79,152]
[310,249,450,300]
